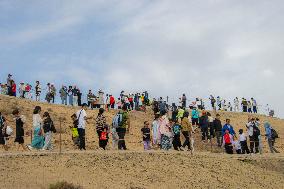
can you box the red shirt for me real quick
[110,96,115,104]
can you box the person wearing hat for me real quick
[76,103,91,150]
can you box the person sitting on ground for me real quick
[12,109,27,151]
[264,122,280,153]
[238,129,250,154]
[42,112,56,151]
[233,139,242,154]
[222,129,234,154]
[141,121,151,151]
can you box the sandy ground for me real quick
[0,151,283,189]
[0,95,284,188]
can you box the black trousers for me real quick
[173,134,181,150]
[116,128,127,150]
[249,136,259,153]
[240,140,250,154]
[77,128,86,150]
[225,143,233,154]
[182,131,191,150]
[201,126,209,141]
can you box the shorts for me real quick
[192,118,199,125]
[14,137,24,144]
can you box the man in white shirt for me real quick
[76,103,90,150]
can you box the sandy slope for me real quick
[0,151,284,189]
[0,95,284,189]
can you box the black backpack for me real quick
[271,128,279,139]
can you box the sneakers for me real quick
[27,145,33,151]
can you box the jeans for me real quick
[216,131,222,147]
[61,97,67,105]
[73,96,78,106]
[78,128,86,150]
[116,128,127,150]
[268,138,279,153]
[42,131,53,150]
[69,95,73,106]
[143,140,151,150]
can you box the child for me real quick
[222,129,233,154]
[70,114,80,147]
[172,119,183,151]
[239,129,250,154]
[42,112,56,151]
[99,125,109,150]
[141,121,151,150]
[12,109,27,151]
[233,139,242,154]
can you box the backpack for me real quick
[112,112,123,128]
[173,125,181,135]
[271,128,279,139]
[253,125,260,137]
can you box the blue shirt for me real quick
[222,124,236,136]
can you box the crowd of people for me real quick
[0,74,280,154]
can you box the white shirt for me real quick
[76,109,87,129]
[239,134,247,142]
[33,114,42,128]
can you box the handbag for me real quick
[100,131,107,140]
[6,126,13,136]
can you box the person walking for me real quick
[12,109,27,151]
[27,106,44,150]
[159,110,172,151]
[42,112,56,151]
[141,121,151,150]
[181,111,193,152]
[116,105,130,150]
[264,122,279,153]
